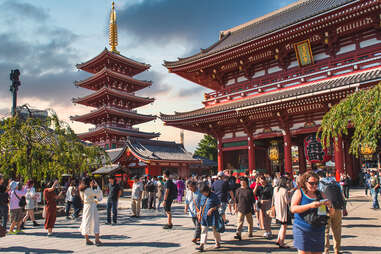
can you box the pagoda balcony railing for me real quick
[203,45,381,104]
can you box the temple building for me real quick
[161,0,381,181]
[72,2,200,179]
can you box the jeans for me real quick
[107,198,118,223]
[343,186,350,199]
[0,205,8,229]
[191,217,201,239]
[371,188,379,209]
[65,201,72,217]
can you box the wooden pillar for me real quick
[217,136,224,172]
[248,135,255,172]
[298,142,307,174]
[334,136,344,181]
[283,130,292,174]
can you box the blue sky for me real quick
[0,0,294,152]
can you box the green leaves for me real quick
[0,113,107,182]
[194,135,218,161]
[319,82,381,157]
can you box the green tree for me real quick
[319,82,381,157]
[194,135,217,161]
[0,112,107,181]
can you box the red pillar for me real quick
[334,136,344,181]
[298,143,307,174]
[217,137,224,172]
[145,165,149,175]
[248,136,255,172]
[283,131,292,174]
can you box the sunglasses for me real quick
[307,181,319,186]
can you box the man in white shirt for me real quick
[131,177,144,217]
[185,181,201,244]
[65,180,75,220]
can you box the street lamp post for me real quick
[9,69,21,117]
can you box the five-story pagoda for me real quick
[71,2,159,149]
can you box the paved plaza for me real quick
[1,188,380,254]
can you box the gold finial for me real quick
[109,1,119,54]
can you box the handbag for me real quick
[14,192,26,208]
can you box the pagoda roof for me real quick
[73,87,154,108]
[125,137,201,164]
[74,67,152,92]
[77,48,150,75]
[71,106,156,124]
[78,126,160,140]
[164,0,355,68]
[160,67,381,122]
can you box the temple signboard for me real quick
[304,134,329,163]
[294,39,314,67]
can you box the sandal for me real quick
[279,244,290,249]
[95,241,103,246]
[86,240,94,245]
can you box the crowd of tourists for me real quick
[0,167,380,253]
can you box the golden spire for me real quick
[109,2,119,54]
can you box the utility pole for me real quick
[9,69,21,117]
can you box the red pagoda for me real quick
[161,0,381,180]
[71,2,159,149]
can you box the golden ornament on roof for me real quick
[109,2,119,54]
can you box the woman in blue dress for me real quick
[290,171,331,254]
[196,183,222,252]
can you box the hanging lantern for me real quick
[304,134,330,163]
[268,140,280,165]
[360,144,375,160]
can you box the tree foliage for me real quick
[194,135,217,161]
[319,82,381,157]
[0,112,108,182]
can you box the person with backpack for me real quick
[163,170,177,229]
[211,172,231,225]
[8,181,27,235]
[234,177,255,241]
[291,171,332,254]
[156,176,165,211]
[369,169,380,209]
[106,175,122,225]
[320,170,348,254]
[196,183,222,252]
[147,177,157,210]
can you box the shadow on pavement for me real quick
[0,246,73,253]
[101,242,180,248]
[343,216,378,221]
[342,245,381,252]
[343,224,381,228]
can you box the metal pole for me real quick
[9,69,21,117]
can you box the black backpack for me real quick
[320,180,345,209]
[146,181,156,193]
[14,192,26,208]
[168,181,178,200]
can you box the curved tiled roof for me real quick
[77,48,150,74]
[160,67,381,122]
[71,106,156,123]
[74,67,152,91]
[72,87,154,107]
[78,126,159,140]
[126,137,200,163]
[164,0,356,67]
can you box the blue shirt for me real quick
[294,189,325,232]
[212,179,229,202]
[197,192,221,227]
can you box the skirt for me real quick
[293,223,325,252]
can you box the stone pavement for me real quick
[0,188,380,254]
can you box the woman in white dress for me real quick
[273,176,291,248]
[22,180,39,227]
[79,178,103,246]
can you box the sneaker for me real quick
[234,234,242,241]
[105,222,111,225]
[86,240,94,245]
[8,231,17,235]
[163,224,173,229]
[224,219,229,225]
[47,232,53,237]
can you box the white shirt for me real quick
[66,186,74,202]
[131,182,144,200]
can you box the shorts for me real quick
[164,199,173,212]
[10,208,24,223]
[219,202,228,215]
